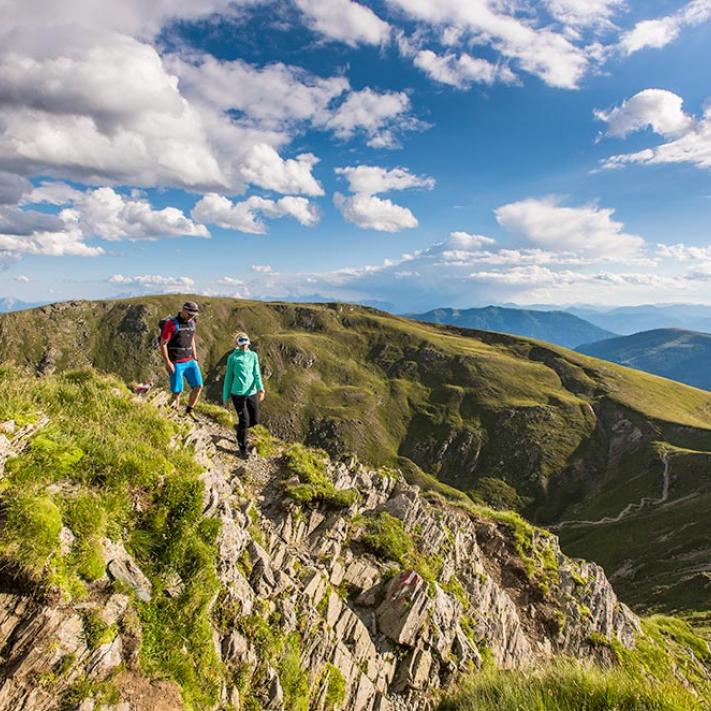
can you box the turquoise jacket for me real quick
[223,349,264,401]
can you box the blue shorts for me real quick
[170,360,203,394]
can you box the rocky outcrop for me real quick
[0,405,643,711]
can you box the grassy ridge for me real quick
[0,367,223,708]
[1,296,711,618]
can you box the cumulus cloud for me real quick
[14,274,30,283]
[169,54,349,131]
[24,181,84,206]
[333,165,434,232]
[0,18,328,196]
[619,0,711,55]
[170,55,425,151]
[0,172,32,205]
[293,0,390,46]
[239,145,323,196]
[324,89,420,149]
[0,209,104,258]
[386,0,591,88]
[595,89,693,139]
[251,264,273,273]
[495,196,644,258]
[192,193,319,234]
[335,166,435,195]
[333,193,419,232]
[599,90,711,171]
[413,50,517,88]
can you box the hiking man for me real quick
[160,301,203,419]
[222,331,265,459]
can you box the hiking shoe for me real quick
[238,449,249,460]
[185,407,199,422]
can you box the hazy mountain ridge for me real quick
[407,305,617,349]
[576,328,711,392]
[1,296,710,620]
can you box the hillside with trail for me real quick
[1,296,710,621]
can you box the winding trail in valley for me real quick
[552,453,671,530]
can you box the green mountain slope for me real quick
[577,328,711,392]
[408,305,617,348]
[1,295,710,621]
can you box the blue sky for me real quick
[2,0,711,311]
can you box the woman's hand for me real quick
[223,400,230,410]
[257,390,266,403]
[165,361,175,375]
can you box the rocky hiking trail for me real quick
[0,391,656,710]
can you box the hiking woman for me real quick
[222,331,265,459]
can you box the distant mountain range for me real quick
[564,304,711,336]
[407,305,617,349]
[577,328,711,392]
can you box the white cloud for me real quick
[595,89,693,139]
[335,165,435,195]
[0,208,104,258]
[324,89,417,148]
[495,196,644,258]
[656,243,711,262]
[75,187,209,241]
[413,50,516,88]
[5,0,251,40]
[386,0,591,88]
[251,264,273,273]
[24,181,84,206]
[13,274,30,283]
[333,164,434,232]
[447,231,496,249]
[0,23,326,196]
[169,54,349,131]
[238,145,324,196]
[192,193,319,234]
[108,274,195,288]
[599,91,711,171]
[218,276,245,285]
[293,0,391,46]
[544,0,625,32]
[334,193,419,232]
[619,0,711,55]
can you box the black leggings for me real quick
[231,394,259,451]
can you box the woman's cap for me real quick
[182,301,199,315]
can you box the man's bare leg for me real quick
[188,385,202,408]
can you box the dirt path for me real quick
[553,453,670,530]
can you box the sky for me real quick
[1,0,711,312]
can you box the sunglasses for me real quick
[236,337,250,344]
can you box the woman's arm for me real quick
[222,354,233,404]
[253,352,265,399]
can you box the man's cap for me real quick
[182,301,199,314]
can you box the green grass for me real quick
[359,511,442,584]
[0,367,224,709]
[282,443,357,509]
[438,657,706,711]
